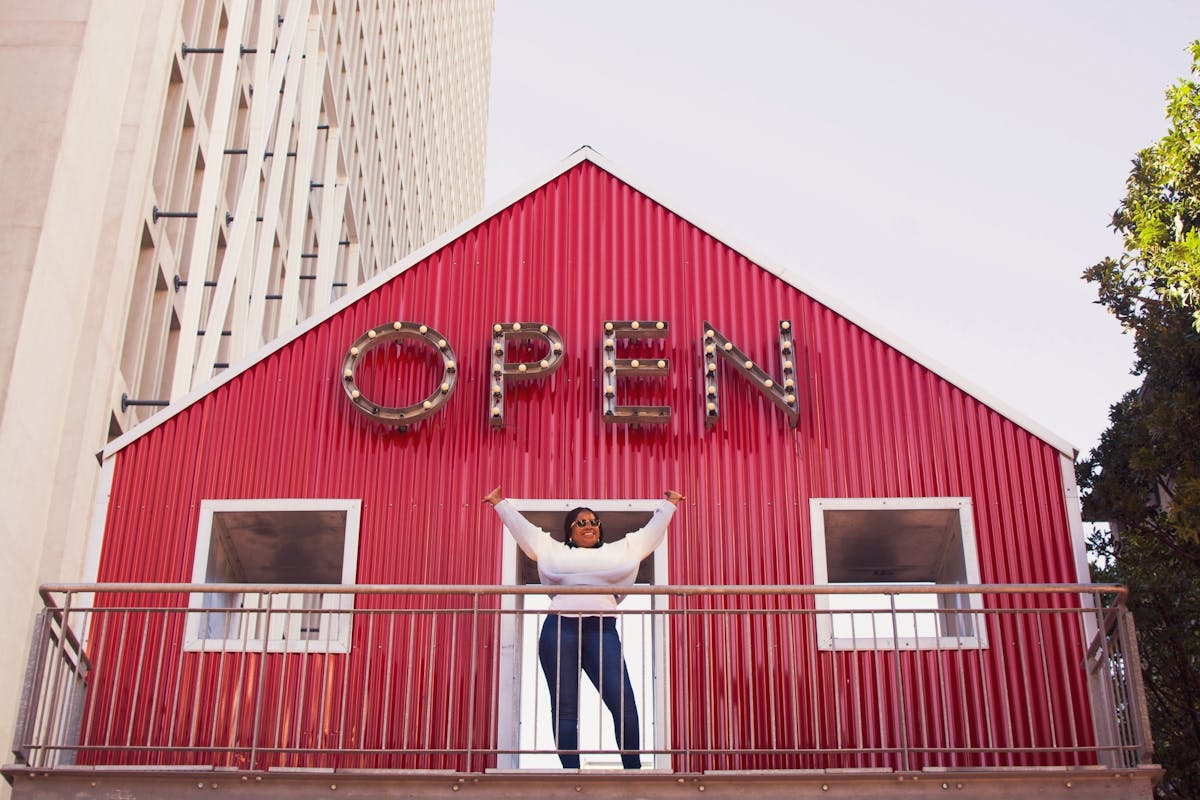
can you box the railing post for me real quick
[1116,607,1155,765]
[465,593,480,773]
[888,592,910,771]
[38,591,76,768]
[249,591,274,770]
[1083,595,1123,767]
[681,592,690,773]
[11,609,53,765]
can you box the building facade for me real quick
[4,150,1161,797]
[0,1,493,788]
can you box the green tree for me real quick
[1079,39,1200,800]
[1078,307,1200,799]
[1084,40,1200,331]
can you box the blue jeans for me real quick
[538,614,641,769]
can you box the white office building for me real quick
[0,2,493,786]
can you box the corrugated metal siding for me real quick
[93,161,1088,769]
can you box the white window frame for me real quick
[495,498,670,771]
[810,497,987,651]
[185,498,361,654]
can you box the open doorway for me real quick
[495,499,669,770]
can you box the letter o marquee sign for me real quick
[341,321,458,428]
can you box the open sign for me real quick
[341,320,799,431]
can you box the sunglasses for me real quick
[572,518,601,529]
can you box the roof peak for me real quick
[102,147,1076,459]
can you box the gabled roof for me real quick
[103,146,1075,459]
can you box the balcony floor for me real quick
[3,764,1162,800]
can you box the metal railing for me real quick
[10,583,1152,774]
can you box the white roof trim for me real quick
[104,146,1075,459]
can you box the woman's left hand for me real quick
[664,489,685,505]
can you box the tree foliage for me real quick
[1079,39,1200,800]
[1083,40,1200,331]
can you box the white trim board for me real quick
[494,497,671,771]
[183,498,362,654]
[809,496,988,651]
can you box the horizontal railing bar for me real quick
[27,742,1140,757]
[24,747,1144,765]
[39,582,1126,600]
[37,604,1112,618]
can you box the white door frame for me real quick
[495,498,670,770]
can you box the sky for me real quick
[483,0,1200,458]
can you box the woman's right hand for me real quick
[482,486,503,506]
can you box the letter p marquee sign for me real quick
[488,322,565,428]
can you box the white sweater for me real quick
[493,499,676,614]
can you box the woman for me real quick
[482,486,684,769]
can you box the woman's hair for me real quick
[563,507,602,547]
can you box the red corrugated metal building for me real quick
[82,148,1100,775]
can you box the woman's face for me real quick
[569,511,602,548]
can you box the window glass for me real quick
[186,499,360,653]
[811,498,986,650]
